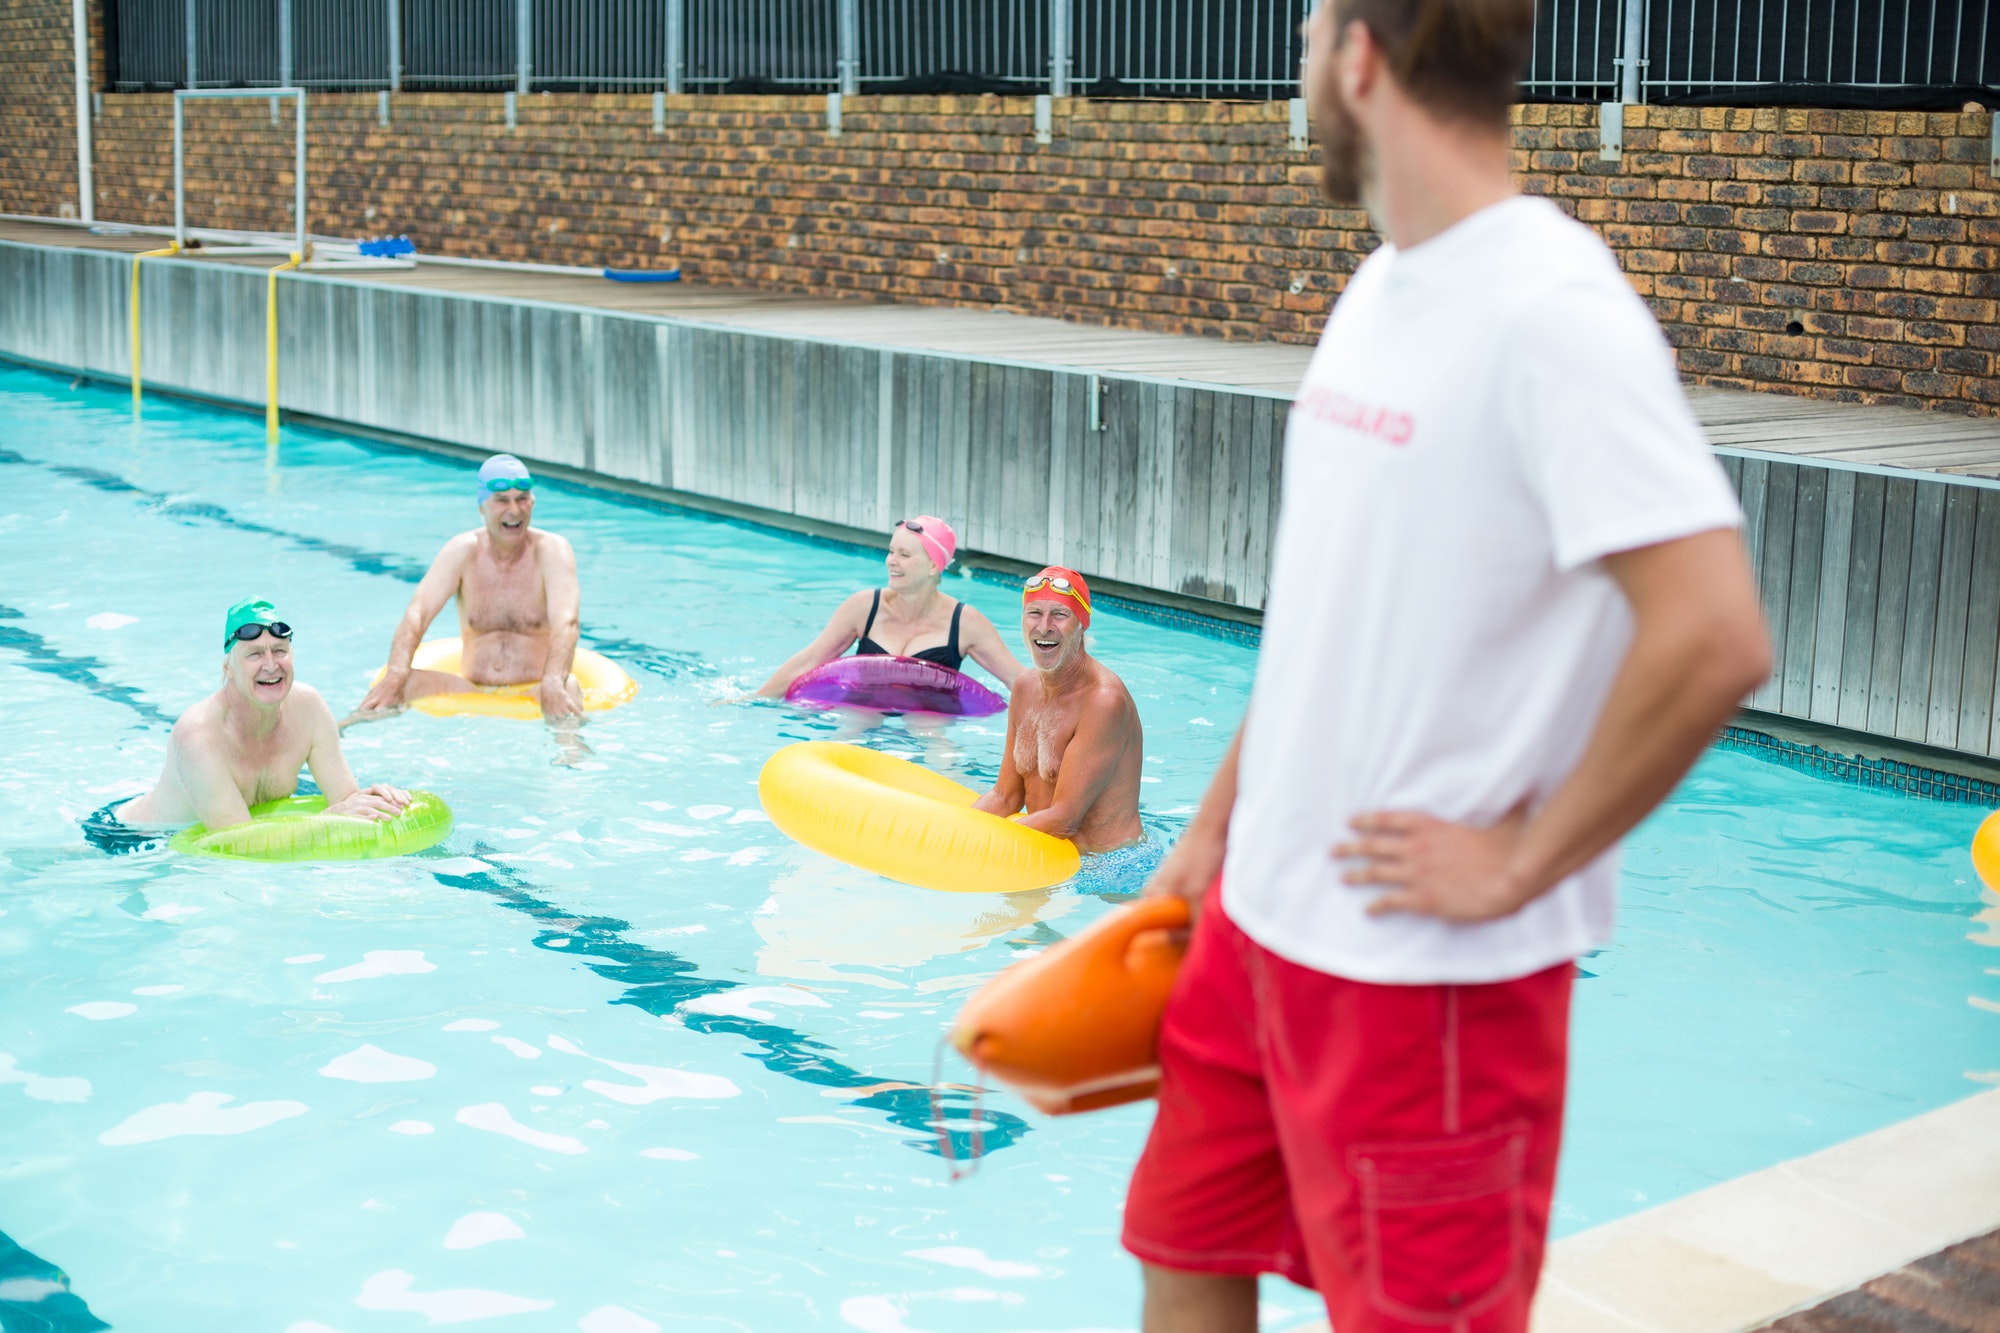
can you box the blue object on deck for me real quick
[358,235,416,257]
[603,267,682,283]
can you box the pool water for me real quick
[0,363,1995,1333]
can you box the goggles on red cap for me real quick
[1023,568,1092,627]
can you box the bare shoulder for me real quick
[832,587,875,625]
[533,529,576,559]
[1089,664,1138,717]
[1008,669,1045,705]
[287,683,337,727]
[436,530,481,568]
[167,694,223,750]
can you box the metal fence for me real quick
[112,0,1995,99]
[1524,0,1997,101]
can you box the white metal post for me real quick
[172,97,185,246]
[663,0,682,94]
[837,0,858,95]
[294,90,308,257]
[279,0,293,87]
[173,89,309,256]
[185,0,198,88]
[1620,0,1645,102]
[1048,0,1070,96]
[388,0,402,90]
[515,0,532,95]
[72,0,93,222]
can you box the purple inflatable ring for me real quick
[785,655,1007,717]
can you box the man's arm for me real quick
[1145,725,1241,914]
[1338,528,1771,921]
[356,537,471,713]
[539,535,583,720]
[1010,688,1132,840]
[302,688,409,821]
[972,684,1031,817]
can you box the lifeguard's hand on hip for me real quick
[1334,802,1534,923]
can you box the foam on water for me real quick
[319,1045,438,1083]
[442,1212,525,1250]
[314,951,436,984]
[98,1091,309,1146]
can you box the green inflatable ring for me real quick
[169,791,453,862]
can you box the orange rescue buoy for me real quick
[951,894,1190,1116]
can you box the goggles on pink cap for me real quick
[895,516,957,571]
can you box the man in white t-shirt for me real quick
[1122,2,1772,1331]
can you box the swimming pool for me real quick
[1,362,1994,1332]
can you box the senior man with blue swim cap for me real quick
[350,454,585,724]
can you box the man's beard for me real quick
[1316,90,1367,204]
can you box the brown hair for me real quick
[1331,0,1536,126]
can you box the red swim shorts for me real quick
[1122,884,1573,1333]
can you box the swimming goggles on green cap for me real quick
[223,598,293,650]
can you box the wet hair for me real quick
[1331,0,1535,127]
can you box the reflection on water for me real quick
[756,859,1078,988]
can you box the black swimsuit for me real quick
[853,590,965,671]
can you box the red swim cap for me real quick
[1023,566,1091,628]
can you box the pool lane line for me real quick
[0,605,175,729]
[0,447,714,681]
[0,1227,110,1332]
[430,852,1032,1161]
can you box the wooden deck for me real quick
[1755,1228,2000,1332]
[11,217,1998,477]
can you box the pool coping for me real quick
[1530,1087,2000,1333]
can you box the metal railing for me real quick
[1523,0,1996,101]
[111,0,1994,100]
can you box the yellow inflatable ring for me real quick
[1972,810,2000,892]
[371,637,637,719]
[758,741,1080,894]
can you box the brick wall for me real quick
[0,0,89,220]
[3,20,1996,415]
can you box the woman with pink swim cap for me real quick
[754,515,1024,699]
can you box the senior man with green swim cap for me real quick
[112,600,412,840]
[349,453,584,724]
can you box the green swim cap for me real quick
[223,597,287,650]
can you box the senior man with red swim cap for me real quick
[973,567,1145,854]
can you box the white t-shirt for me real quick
[1221,195,1742,985]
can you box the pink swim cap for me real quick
[898,516,957,571]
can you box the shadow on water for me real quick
[0,1229,108,1332]
[430,850,1031,1160]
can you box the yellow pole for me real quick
[266,252,303,446]
[129,243,179,413]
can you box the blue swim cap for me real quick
[477,454,533,506]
